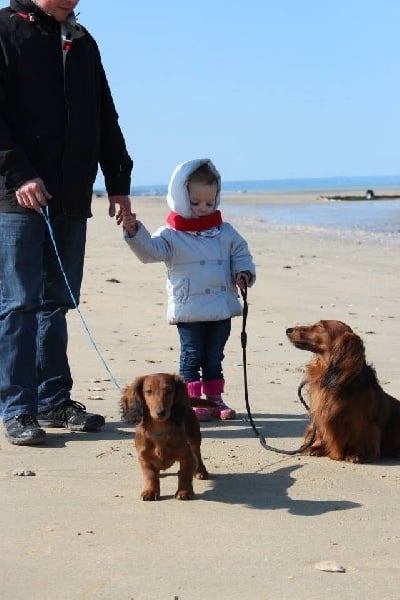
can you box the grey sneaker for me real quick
[4,415,46,446]
[38,400,105,432]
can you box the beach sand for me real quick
[1,193,399,600]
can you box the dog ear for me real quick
[133,376,148,418]
[171,374,190,423]
[133,376,145,403]
[322,332,365,389]
[120,376,145,422]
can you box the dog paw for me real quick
[175,490,193,500]
[306,446,326,457]
[140,490,160,501]
[194,468,209,480]
[345,454,362,463]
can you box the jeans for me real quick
[177,319,231,382]
[0,212,87,422]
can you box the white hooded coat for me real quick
[124,159,256,324]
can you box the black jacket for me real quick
[0,0,133,217]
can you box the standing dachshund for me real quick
[286,320,400,462]
[121,373,208,500]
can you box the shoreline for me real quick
[124,192,400,246]
[128,187,400,205]
[122,185,400,204]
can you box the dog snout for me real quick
[286,328,294,336]
[156,407,167,418]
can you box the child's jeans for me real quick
[176,319,231,382]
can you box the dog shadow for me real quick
[200,412,309,443]
[199,464,361,515]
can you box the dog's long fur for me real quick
[120,373,208,500]
[286,320,400,463]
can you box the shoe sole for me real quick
[6,434,46,446]
[38,417,105,432]
[68,420,105,432]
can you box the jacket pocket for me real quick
[169,277,189,304]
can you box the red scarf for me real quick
[166,210,223,232]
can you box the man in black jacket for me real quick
[0,0,133,445]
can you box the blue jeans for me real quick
[176,319,231,382]
[0,212,87,422]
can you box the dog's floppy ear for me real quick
[171,374,190,423]
[322,332,365,389]
[132,375,146,403]
[120,376,145,422]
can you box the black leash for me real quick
[239,285,316,455]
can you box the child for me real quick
[123,158,256,421]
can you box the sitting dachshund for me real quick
[286,320,400,463]
[120,373,208,500]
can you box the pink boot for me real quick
[202,379,236,420]
[186,381,212,422]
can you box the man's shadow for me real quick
[35,420,134,448]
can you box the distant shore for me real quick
[319,193,400,202]
[93,185,400,205]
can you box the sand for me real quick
[1,193,399,600]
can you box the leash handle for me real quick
[240,285,248,350]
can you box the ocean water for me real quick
[131,174,400,196]
[223,199,400,234]
[129,175,400,235]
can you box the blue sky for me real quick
[82,1,399,186]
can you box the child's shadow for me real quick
[200,464,361,515]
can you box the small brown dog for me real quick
[286,320,400,463]
[120,373,208,500]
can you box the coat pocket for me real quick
[168,277,189,304]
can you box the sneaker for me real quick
[4,415,46,446]
[209,398,236,420]
[38,400,105,432]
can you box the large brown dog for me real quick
[120,373,208,500]
[286,320,400,462]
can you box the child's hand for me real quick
[236,271,250,289]
[123,212,137,236]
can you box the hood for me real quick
[11,0,85,37]
[166,158,221,218]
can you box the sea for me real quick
[125,175,400,236]
[92,175,400,236]
[131,174,400,197]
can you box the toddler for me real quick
[123,159,256,420]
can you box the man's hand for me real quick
[16,178,52,213]
[108,195,131,225]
